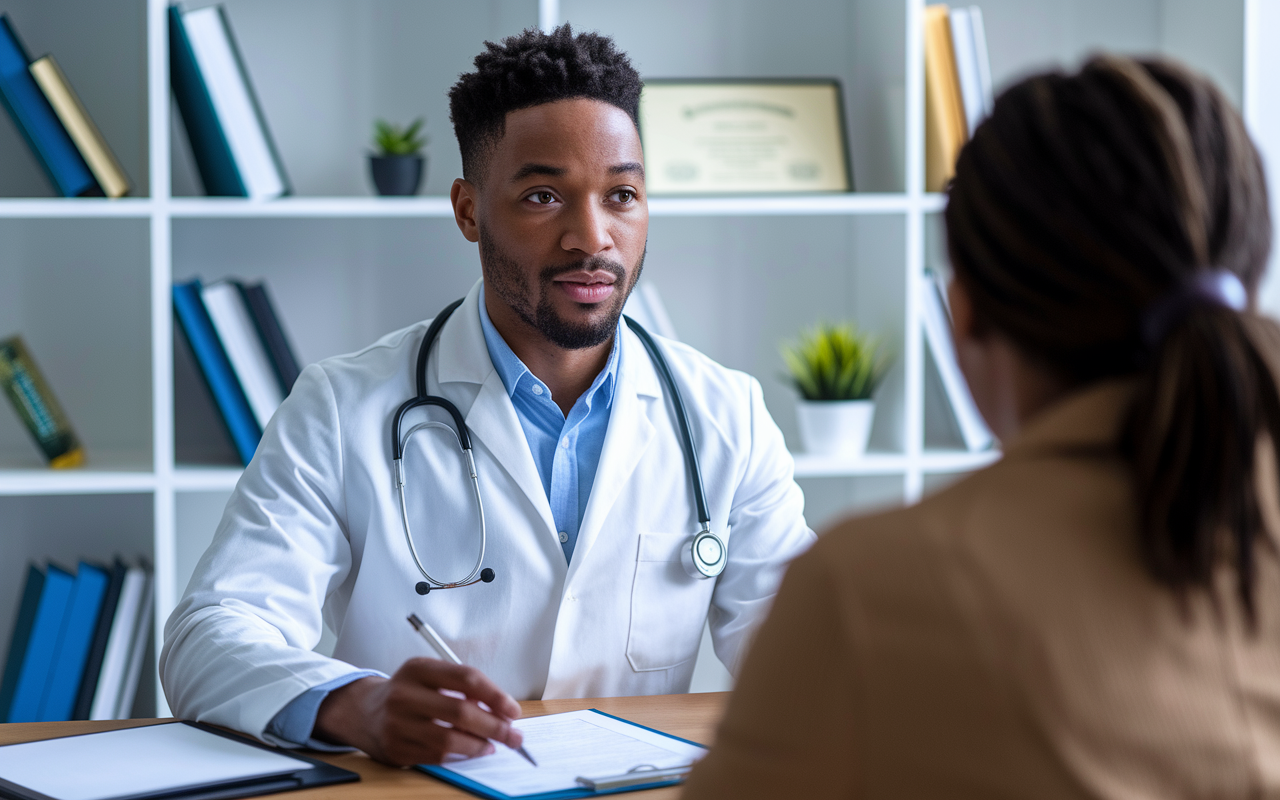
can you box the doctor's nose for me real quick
[560,201,614,255]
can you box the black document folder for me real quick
[0,721,359,800]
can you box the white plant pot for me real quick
[796,399,875,456]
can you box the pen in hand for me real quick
[407,614,538,767]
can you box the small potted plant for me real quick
[369,118,427,196]
[781,322,890,456]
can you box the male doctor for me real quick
[161,25,814,766]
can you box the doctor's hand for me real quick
[312,658,524,766]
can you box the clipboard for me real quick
[0,721,359,800]
[417,709,707,799]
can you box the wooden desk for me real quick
[0,692,726,799]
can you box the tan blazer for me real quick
[684,380,1280,799]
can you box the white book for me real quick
[182,6,286,200]
[949,8,984,137]
[88,567,145,721]
[622,282,679,341]
[113,567,154,720]
[202,281,284,429]
[969,6,995,116]
[920,271,994,451]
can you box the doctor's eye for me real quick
[526,191,558,205]
[608,189,637,204]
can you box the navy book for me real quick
[240,282,301,393]
[72,558,127,720]
[174,278,262,465]
[168,4,246,197]
[7,563,75,722]
[39,561,110,721]
[0,565,45,721]
[0,14,97,197]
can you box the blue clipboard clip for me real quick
[575,763,693,791]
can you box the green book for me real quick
[0,336,84,468]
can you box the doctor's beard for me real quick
[480,230,645,350]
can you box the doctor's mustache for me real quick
[537,256,630,285]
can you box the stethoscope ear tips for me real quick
[415,582,431,595]
[480,568,496,583]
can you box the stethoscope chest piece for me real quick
[682,529,727,579]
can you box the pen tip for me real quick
[520,745,538,767]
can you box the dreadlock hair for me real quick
[946,55,1280,623]
[448,24,643,185]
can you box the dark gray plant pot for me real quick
[369,154,425,196]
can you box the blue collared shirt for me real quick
[477,285,620,562]
[266,287,620,747]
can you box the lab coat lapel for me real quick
[567,329,662,579]
[435,282,557,537]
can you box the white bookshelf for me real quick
[0,0,1262,715]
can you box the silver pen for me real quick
[406,614,538,767]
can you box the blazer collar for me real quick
[1001,378,1139,461]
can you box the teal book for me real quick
[0,564,45,721]
[39,561,109,721]
[7,564,74,722]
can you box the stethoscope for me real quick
[391,299,728,596]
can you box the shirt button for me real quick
[531,384,544,396]
[559,531,569,543]
[561,436,570,448]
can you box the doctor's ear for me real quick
[451,178,480,243]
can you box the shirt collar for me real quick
[477,284,620,407]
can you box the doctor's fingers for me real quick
[393,679,525,751]
[379,717,495,765]
[398,657,523,720]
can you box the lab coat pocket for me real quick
[625,531,717,672]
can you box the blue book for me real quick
[173,279,262,464]
[0,15,97,197]
[0,564,45,721]
[7,564,75,722]
[168,4,246,197]
[72,558,127,720]
[39,561,109,722]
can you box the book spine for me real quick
[215,6,291,197]
[114,566,154,720]
[39,561,110,722]
[0,336,84,468]
[172,280,262,465]
[89,567,144,721]
[29,55,131,198]
[0,565,45,721]
[0,15,97,197]
[8,565,75,723]
[72,558,127,720]
[241,282,301,393]
[168,5,246,197]
[923,4,968,192]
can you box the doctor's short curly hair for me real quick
[448,24,643,184]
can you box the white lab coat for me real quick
[161,281,814,742]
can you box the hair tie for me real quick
[1141,269,1247,347]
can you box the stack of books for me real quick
[0,559,154,722]
[0,14,131,198]
[169,3,290,199]
[173,278,301,466]
[923,4,994,192]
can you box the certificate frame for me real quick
[639,78,854,196]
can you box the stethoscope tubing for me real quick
[393,298,721,591]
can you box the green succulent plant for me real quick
[373,118,427,156]
[781,322,889,402]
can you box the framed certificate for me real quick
[639,79,853,195]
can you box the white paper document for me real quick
[0,722,313,800]
[430,709,707,797]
